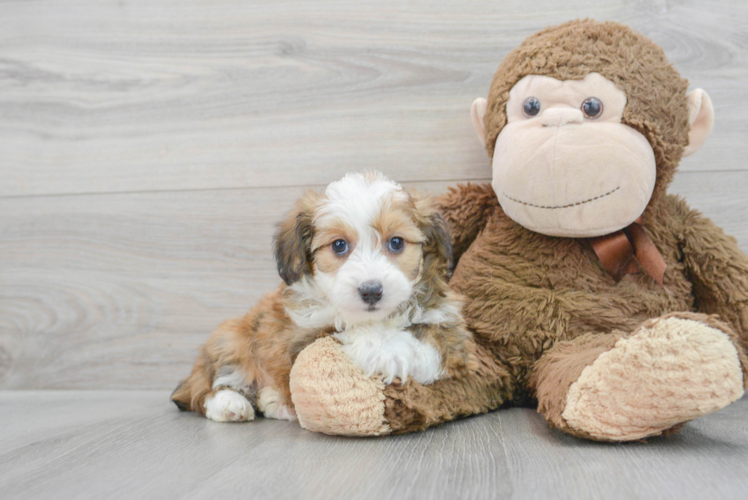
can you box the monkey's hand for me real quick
[289,337,391,436]
[289,335,511,436]
[681,206,748,353]
[435,183,498,267]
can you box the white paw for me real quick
[335,326,443,385]
[257,387,297,421]
[204,390,255,422]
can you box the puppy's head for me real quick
[274,171,452,327]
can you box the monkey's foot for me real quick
[289,337,391,436]
[562,315,746,441]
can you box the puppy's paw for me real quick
[336,327,442,385]
[366,349,414,385]
[204,390,255,422]
[257,387,297,421]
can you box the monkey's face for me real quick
[491,72,656,238]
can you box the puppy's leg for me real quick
[173,359,258,422]
[171,318,258,421]
[257,386,297,421]
[205,390,255,422]
[172,289,300,422]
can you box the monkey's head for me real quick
[472,20,714,237]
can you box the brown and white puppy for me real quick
[171,171,470,423]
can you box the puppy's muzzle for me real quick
[358,281,383,305]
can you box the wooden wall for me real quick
[1,0,747,389]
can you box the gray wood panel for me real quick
[1,173,747,390]
[1,0,748,391]
[0,0,747,198]
[1,391,747,500]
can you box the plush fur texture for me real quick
[172,172,472,421]
[290,336,391,436]
[289,20,748,440]
[561,314,745,441]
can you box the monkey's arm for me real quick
[382,347,512,434]
[289,335,513,435]
[435,183,499,266]
[681,208,748,351]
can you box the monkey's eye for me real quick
[332,239,349,256]
[388,237,405,253]
[581,97,603,119]
[523,97,541,117]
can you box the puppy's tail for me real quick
[170,356,212,414]
[170,380,191,411]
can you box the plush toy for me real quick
[289,19,748,441]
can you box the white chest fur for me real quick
[333,323,443,385]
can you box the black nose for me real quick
[358,281,383,305]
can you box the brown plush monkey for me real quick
[289,19,748,441]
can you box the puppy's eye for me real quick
[331,239,349,256]
[388,237,405,253]
[523,97,541,117]
[581,97,603,119]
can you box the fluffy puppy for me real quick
[171,171,470,423]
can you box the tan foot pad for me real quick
[290,337,391,436]
[563,317,745,441]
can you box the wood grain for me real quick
[1,391,747,500]
[0,0,747,198]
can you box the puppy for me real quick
[171,171,471,423]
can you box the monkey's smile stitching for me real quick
[503,186,621,209]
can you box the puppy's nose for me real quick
[358,281,383,305]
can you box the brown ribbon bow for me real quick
[589,217,667,285]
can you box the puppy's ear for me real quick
[424,212,454,277]
[411,191,454,278]
[273,191,318,285]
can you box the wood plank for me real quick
[1,0,747,198]
[1,172,747,390]
[1,391,747,500]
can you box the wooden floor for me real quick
[2,1,748,499]
[0,391,747,500]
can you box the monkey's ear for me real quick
[471,98,488,147]
[273,192,317,285]
[683,89,714,157]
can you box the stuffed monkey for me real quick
[289,19,748,441]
